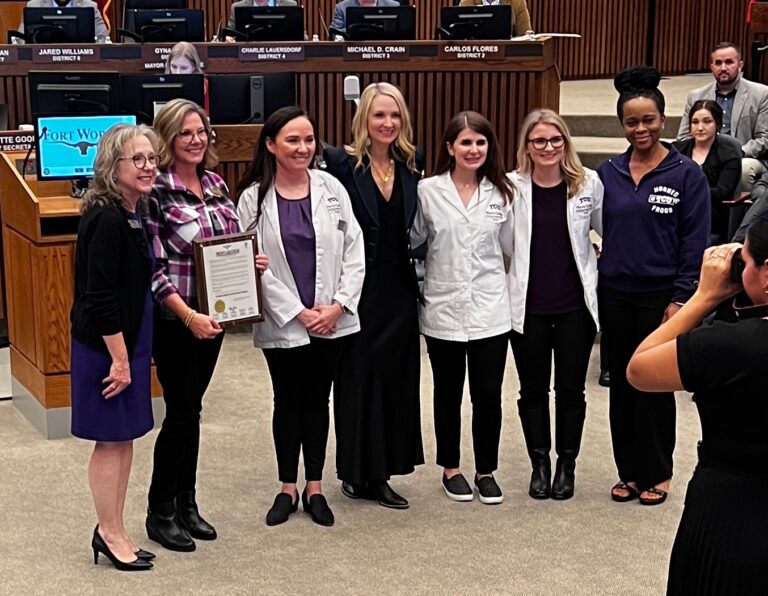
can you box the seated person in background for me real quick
[458,0,532,36]
[19,0,109,39]
[227,0,297,33]
[164,42,209,113]
[674,99,743,244]
[330,0,400,34]
[676,41,768,192]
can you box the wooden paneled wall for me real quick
[0,2,24,39]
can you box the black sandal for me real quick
[611,481,639,503]
[639,486,668,506]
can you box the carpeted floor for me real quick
[0,332,700,595]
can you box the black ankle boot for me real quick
[551,458,576,500]
[177,490,217,541]
[518,400,552,500]
[146,502,196,552]
[529,449,552,499]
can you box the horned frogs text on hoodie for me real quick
[596,142,710,303]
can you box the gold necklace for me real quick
[372,159,393,184]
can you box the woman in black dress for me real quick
[324,82,424,509]
[628,219,768,594]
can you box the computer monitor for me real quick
[233,6,304,41]
[439,6,512,40]
[35,114,137,181]
[207,73,296,125]
[131,9,205,42]
[121,74,205,124]
[345,6,416,41]
[28,71,122,116]
[23,7,96,44]
[123,0,187,35]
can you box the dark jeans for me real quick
[599,285,676,490]
[425,333,508,475]
[509,308,596,410]
[148,316,224,508]
[263,337,344,484]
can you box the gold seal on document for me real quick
[214,300,226,313]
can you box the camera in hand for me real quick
[730,248,746,283]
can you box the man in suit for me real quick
[676,41,768,191]
[19,0,108,39]
[227,0,297,33]
[330,0,401,34]
[458,0,532,36]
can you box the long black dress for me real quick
[667,316,768,595]
[326,150,424,486]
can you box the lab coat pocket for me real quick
[422,279,459,331]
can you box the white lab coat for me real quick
[412,172,513,342]
[506,169,603,334]
[236,169,365,349]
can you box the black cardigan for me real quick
[323,146,425,266]
[70,203,153,359]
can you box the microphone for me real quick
[344,75,360,106]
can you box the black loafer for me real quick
[302,490,334,527]
[266,492,299,526]
[369,480,409,509]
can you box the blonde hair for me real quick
[164,42,203,74]
[345,82,417,172]
[81,123,157,213]
[516,108,585,198]
[153,98,217,172]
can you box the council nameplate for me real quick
[142,44,208,70]
[239,44,305,62]
[0,48,18,65]
[0,131,34,152]
[193,232,264,326]
[438,43,505,61]
[343,44,410,61]
[32,46,100,64]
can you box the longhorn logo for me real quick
[50,139,100,155]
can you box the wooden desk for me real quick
[0,39,559,190]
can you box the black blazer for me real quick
[674,135,743,235]
[323,146,424,267]
[71,204,153,359]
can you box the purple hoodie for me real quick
[597,143,710,303]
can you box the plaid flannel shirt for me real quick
[148,168,241,317]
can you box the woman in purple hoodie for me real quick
[597,66,710,506]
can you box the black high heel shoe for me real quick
[92,527,153,571]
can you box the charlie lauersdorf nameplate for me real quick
[193,232,264,325]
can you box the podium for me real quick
[0,151,162,438]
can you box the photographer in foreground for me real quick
[627,218,768,595]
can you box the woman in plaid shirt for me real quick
[145,99,267,552]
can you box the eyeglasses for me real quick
[177,127,212,143]
[117,154,157,169]
[527,136,566,150]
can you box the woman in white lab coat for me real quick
[236,106,365,528]
[412,111,514,504]
[507,108,603,501]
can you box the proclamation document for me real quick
[193,232,264,325]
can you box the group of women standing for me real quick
[71,65,721,578]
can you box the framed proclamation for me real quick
[193,231,264,326]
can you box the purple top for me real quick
[276,190,316,309]
[526,181,584,315]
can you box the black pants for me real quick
[510,308,596,409]
[263,337,344,484]
[425,333,508,475]
[148,316,224,508]
[599,285,676,490]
